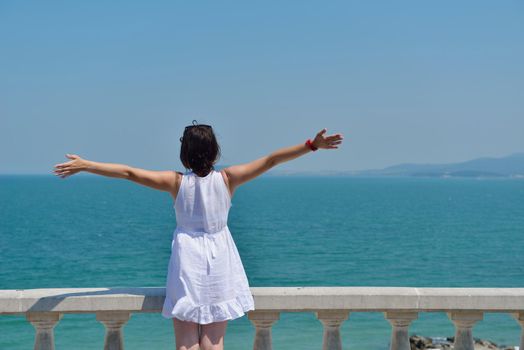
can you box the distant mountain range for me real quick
[267,153,524,178]
[357,153,524,178]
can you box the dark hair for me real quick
[180,120,221,177]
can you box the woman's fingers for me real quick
[55,154,81,168]
[55,156,82,168]
[55,160,74,168]
[310,129,343,150]
[325,134,343,141]
[318,136,343,149]
[317,128,327,136]
[53,168,78,178]
[322,136,343,144]
[54,166,80,174]
[53,154,82,178]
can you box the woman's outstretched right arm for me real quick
[223,128,343,196]
[53,154,180,194]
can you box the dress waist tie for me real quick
[174,226,225,272]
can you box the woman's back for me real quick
[174,170,231,234]
[163,169,255,325]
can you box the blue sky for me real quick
[1,0,523,174]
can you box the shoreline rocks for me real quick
[409,335,517,350]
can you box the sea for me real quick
[1,174,523,349]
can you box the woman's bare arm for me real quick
[53,154,180,194]
[223,129,343,196]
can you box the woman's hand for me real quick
[312,128,344,149]
[53,154,88,178]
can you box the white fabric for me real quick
[161,170,255,324]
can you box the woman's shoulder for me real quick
[217,168,228,181]
[217,168,234,199]
[169,171,185,202]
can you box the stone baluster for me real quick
[447,311,483,350]
[384,311,418,350]
[26,312,63,350]
[315,310,350,350]
[513,312,524,350]
[248,311,280,350]
[96,311,131,350]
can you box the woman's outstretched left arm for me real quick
[53,154,179,193]
[223,128,343,195]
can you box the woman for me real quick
[53,121,343,350]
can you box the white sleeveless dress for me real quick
[161,170,255,324]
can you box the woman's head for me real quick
[180,120,221,177]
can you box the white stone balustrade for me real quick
[96,311,131,350]
[26,312,62,350]
[315,310,349,350]
[384,311,418,350]
[447,311,483,350]
[1,287,524,350]
[248,310,280,350]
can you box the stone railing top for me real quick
[1,287,524,315]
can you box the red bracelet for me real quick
[305,139,318,151]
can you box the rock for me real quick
[410,335,433,349]
[410,335,452,349]
[473,337,501,350]
[408,335,516,350]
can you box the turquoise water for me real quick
[1,175,523,349]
